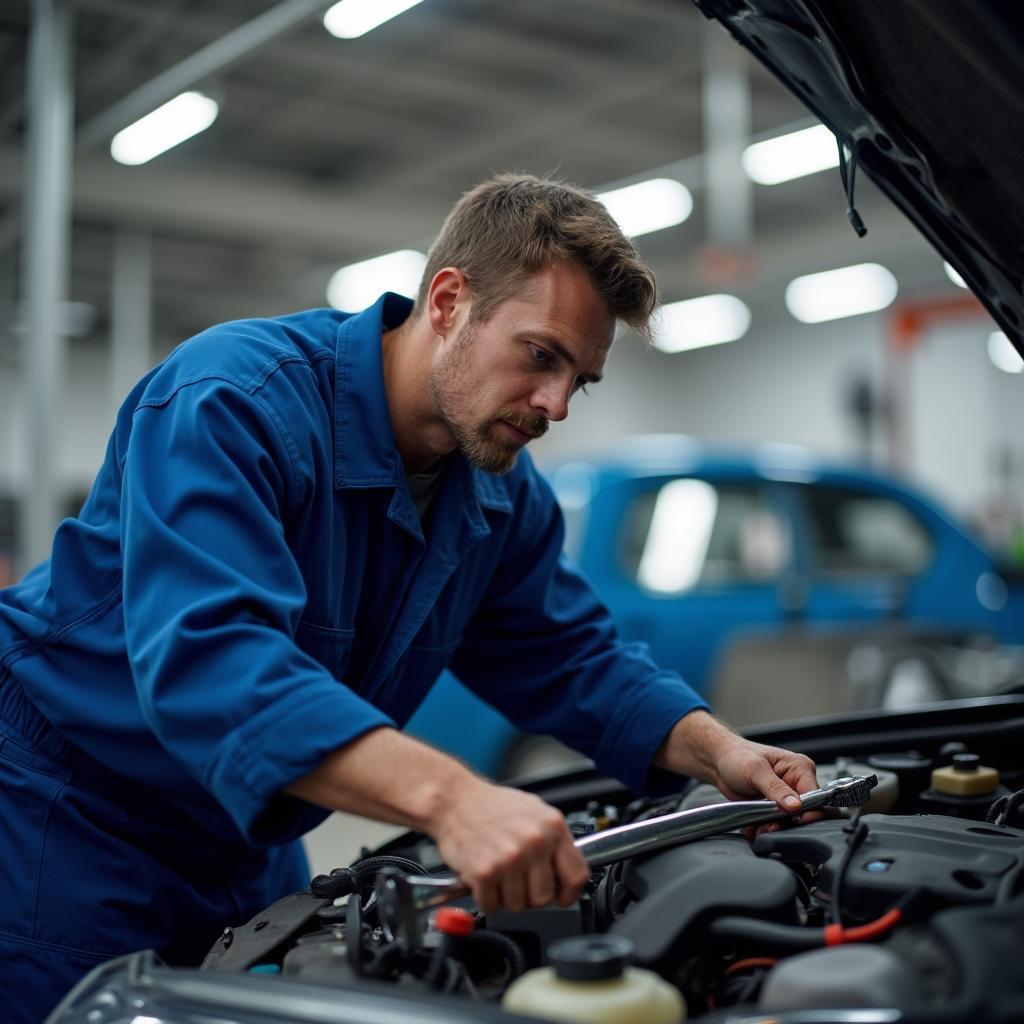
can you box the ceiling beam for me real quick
[0,142,443,257]
[76,0,334,150]
[0,115,824,262]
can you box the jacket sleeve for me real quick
[121,374,395,845]
[450,469,709,795]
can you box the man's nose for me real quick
[530,379,572,422]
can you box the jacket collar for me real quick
[333,292,513,517]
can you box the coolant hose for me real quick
[464,930,528,980]
[709,907,903,952]
[311,855,429,900]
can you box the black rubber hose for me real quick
[592,868,611,931]
[463,930,528,981]
[424,936,454,991]
[312,854,430,900]
[829,821,869,926]
[986,789,1024,827]
[311,867,359,900]
[1001,790,1024,828]
[353,855,430,884]
[345,889,365,975]
[355,856,432,920]
[708,915,825,953]
[986,796,1009,824]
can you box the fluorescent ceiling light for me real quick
[785,262,898,324]
[742,124,839,185]
[327,249,426,310]
[110,92,218,166]
[597,178,693,238]
[654,294,751,353]
[943,261,968,289]
[988,331,1023,374]
[324,0,425,38]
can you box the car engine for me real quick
[195,728,1024,1023]
[48,699,1024,1024]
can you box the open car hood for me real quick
[693,0,1024,356]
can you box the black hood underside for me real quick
[694,0,1024,355]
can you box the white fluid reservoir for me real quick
[502,936,684,1024]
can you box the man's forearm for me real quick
[653,708,739,783]
[283,725,479,833]
[282,725,592,914]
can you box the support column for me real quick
[20,0,75,571]
[111,227,153,411]
[701,21,753,266]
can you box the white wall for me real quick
[910,321,1024,543]
[0,339,117,497]
[540,314,885,460]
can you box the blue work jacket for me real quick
[0,294,706,847]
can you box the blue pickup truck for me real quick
[406,437,1024,776]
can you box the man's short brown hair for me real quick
[416,173,657,340]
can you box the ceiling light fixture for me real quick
[742,124,839,185]
[110,92,219,166]
[597,178,693,238]
[943,261,968,289]
[326,249,427,311]
[323,0,426,39]
[653,294,751,353]
[785,262,898,323]
[988,331,1023,374]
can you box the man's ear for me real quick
[425,267,470,339]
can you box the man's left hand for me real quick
[655,709,819,816]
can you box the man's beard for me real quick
[430,320,548,475]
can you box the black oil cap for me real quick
[953,753,981,772]
[939,742,969,763]
[548,935,634,981]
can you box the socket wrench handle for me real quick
[377,774,876,944]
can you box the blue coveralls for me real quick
[0,293,706,1019]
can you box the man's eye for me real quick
[528,345,551,364]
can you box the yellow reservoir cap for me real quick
[931,759,999,796]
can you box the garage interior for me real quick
[3,0,1023,877]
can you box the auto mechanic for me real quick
[0,174,817,1021]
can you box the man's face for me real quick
[429,263,615,474]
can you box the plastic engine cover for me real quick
[753,814,1024,915]
[610,835,798,974]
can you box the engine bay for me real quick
[195,706,1024,1023]
[49,698,1024,1024]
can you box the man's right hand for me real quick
[284,727,589,914]
[427,776,590,913]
